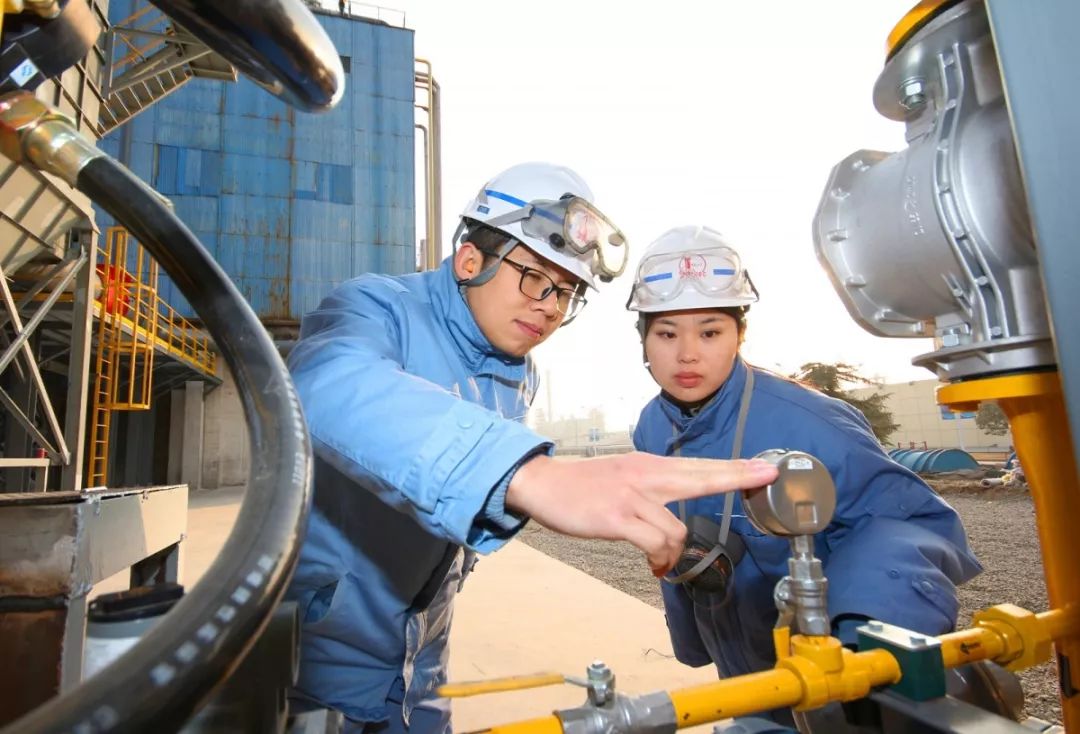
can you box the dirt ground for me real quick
[517,479,1060,725]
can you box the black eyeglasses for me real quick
[501,257,587,319]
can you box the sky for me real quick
[377,0,937,430]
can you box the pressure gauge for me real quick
[742,449,836,536]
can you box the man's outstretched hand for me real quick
[506,453,778,576]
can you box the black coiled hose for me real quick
[3,155,312,733]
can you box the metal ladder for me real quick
[87,227,158,487]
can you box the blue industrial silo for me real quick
[96,2,416,325]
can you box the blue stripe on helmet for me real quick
[713,268,736,275]
[643,272,673,283]
[484,189,529,207]
[485,189,563,223]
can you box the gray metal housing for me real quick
[812,0,1053,380]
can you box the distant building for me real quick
[848,379,1011,451]
[529,407,633,453]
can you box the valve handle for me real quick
[437,672,580,699]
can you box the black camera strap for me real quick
[675,365,755,540]
[663,367,755,587]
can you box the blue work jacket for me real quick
[633,358,982,677]
[284,258,550,724]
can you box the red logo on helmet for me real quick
[678,254,707,279]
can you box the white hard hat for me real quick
[457,162,628,290]
[627,225,758,313]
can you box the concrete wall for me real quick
[166,363,250,491]
[200,367,250,489]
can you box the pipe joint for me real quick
[0,91,101,184]
[973,603,1053,671]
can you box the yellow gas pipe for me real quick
[475,639,899,734]
[939,370,1080,730]
[478,715,562,734]
[473,601,1080,734]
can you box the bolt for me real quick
[940,328,963,348]
[900,78,927,111]
[586,660,614,707]
[587,660,610,679]
[868,621,884,632]
[910,635,926,647]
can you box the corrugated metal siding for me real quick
[94,9,416,322]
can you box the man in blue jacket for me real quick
[284,168,780,733]
[626,225,982,728]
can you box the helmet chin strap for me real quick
[637,315,650,366]
[453,219,518,289]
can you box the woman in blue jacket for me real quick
[627,225,982,725]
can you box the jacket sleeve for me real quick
[660,581,713,667]
[817,408,983,636]
[632,421,645,451]
[289,279,551,552]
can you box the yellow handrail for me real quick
[86,227,217,487]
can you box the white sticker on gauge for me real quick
[787,457,813,471]
[9,59,39,87]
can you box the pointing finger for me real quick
[642,457,778,504]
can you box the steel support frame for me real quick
[0,232,93,490]
[61,229,96,492]
[101,23,214,97]
[0,239,93,493]
[985,0,1080,482]
[0,484,187,726]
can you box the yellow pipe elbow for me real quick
[482,715,563,734]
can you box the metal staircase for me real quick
[88,228,156,486]
[99,3,235,134]
[87,227,216,488]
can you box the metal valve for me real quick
[743,450,837,637]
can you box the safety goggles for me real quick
[631,246,758,304]
[484,192,629,280]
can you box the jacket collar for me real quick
[659,356,749,448]
[429,257,529,378]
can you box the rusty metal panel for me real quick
[0,608,67,724]
[0,485,187,725]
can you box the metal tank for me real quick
[95,0,416,325]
